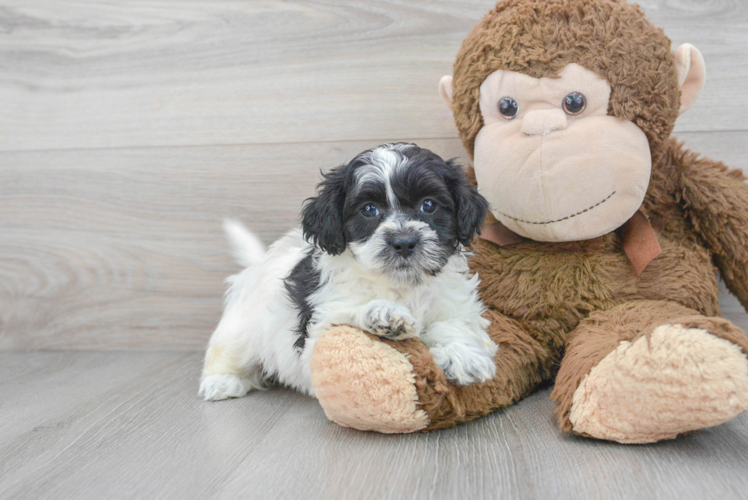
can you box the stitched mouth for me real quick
[496,191,616,225]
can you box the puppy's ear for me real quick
[301,165,348,255]
[447,160,489,247]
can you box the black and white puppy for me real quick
[199,143,497,401]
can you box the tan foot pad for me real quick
[311,326,429,433]
[570,324,748,443]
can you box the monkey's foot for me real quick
[569,323,748,443]
[311,325,429,433]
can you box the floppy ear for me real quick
[301,165,348,255]
[447,160,489,247]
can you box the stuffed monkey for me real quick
[309,0,748,443]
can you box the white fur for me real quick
[348,217,445,287]
[355,146,411,208]
[223,218,266,267]
[353,299,418,340]
[199,222,496,401]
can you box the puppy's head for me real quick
[302,143,488,286]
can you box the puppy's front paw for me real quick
[199,374,250,401]
[362,300,417,340]
[429,340,497,385]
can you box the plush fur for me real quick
[450,0,680,165]
[568,323,748,443]
[199,144,497,400]
[311,326,430,433]
[308,0,748,442]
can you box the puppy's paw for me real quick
[199,374,250,401]
[429,340,497,385]
[362,300,418,340]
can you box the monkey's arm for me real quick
[676,143,748,311]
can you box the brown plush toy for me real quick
[308,0,748,443]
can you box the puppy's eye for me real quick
[361,204,380,218]
[498,97,519,119]
[420,199,437,215]
[562,92,587,115]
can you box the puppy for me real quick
[199,143,497,401]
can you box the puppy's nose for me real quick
[390,235,418,258]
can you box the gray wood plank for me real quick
[0,0,745,153]
[0,351,188,442]
[0,351,746,500]
[1,133,746,350]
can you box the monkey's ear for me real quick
[448,161,489,247]
[301,166,347,255]
[673,43,706,115]
[439,75,454,107]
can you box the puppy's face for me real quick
[302,144,488,287]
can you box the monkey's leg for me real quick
[310,310,550,433]
[552,300,748,444]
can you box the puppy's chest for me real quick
[333,280,433,308]
[328,277,434,316]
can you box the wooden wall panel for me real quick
[0,138,467,349]
[0,0,746,350]
[0,0,746,152]
[1,132,746,350]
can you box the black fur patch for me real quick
[284,251,321,351]
[301,143,487,258]
[301,167,348,255]
[392,149,488,248]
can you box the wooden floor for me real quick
[0,351,747,500]
[1,1,748,499]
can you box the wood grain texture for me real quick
[0,0,747,351]
[0,0,746,152]
[0,138,466,350]
[2,133,746,350]
[0,351,746,500]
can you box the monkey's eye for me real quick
[420,199,437,215]
[562,92,587,115]
[498,97,519,119]
[361,204,380,218]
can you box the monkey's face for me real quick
[473,64,652,242]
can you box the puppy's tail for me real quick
[223,218,267,268]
